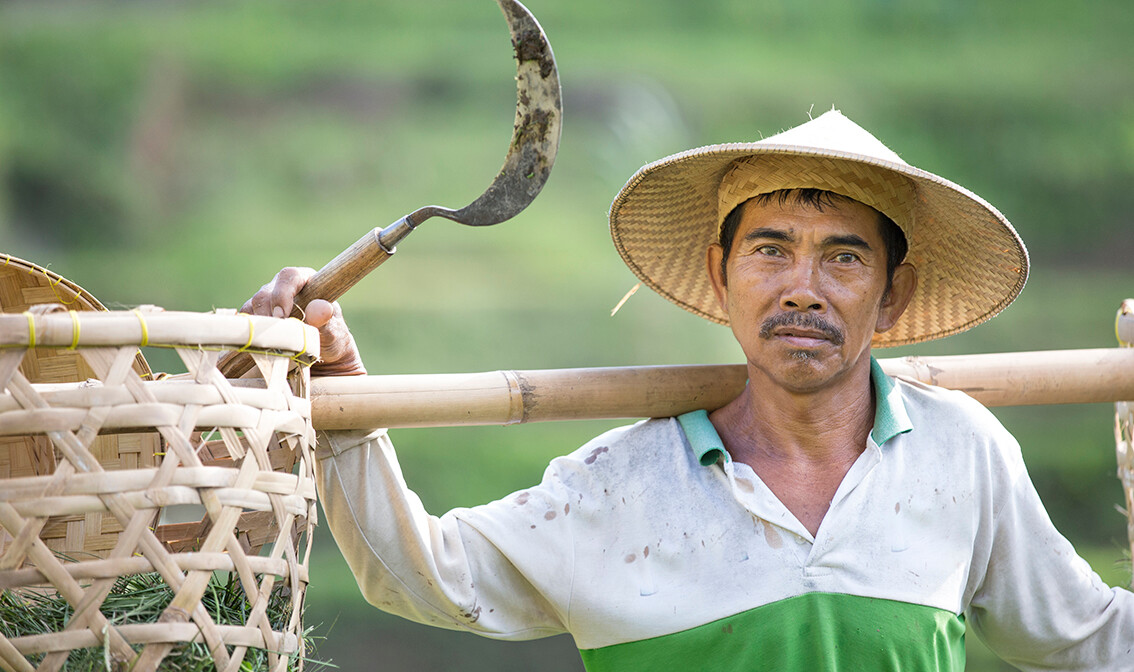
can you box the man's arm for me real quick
[244,268,574,638]
[316,428,575,638]
[965,431,1134,670]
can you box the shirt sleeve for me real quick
[314,428,578,641]
[964,428,1134,669]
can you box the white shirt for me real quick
[316,362,1134,670]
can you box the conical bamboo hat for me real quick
[609,110,1029,347]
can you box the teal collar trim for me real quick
[678,410,728,466]
[678,359,912,466]
[870,356,913,446]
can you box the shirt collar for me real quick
[678,409,727,466]
[869,356,913,446]
[680,357,913,466]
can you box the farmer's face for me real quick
[707,197,915,393]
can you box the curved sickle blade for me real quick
[222,1,561,379]
[447,0,562,226]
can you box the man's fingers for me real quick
[242,268,365,376]
[241,268,314,318]
[250,292,269,315]
[308,300,366,376]
[269,267,316,319]
[304,299,334,328]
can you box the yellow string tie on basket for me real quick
[22,311,35,348]
[44,267,77,305]
[239,315,255,352]
[288,317,312,366]
[68,310,81,350]
[133,310,150,347]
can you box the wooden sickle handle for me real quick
[290,226,395,317]
[219,220,406,379]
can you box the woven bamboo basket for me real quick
[0,302,320,672]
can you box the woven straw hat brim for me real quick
[609,142,1029,347]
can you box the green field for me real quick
[2,0,1132,669]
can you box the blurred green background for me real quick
[1,0,1132,669]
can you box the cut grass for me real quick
[0,570,331,672]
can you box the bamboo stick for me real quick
[10,347,1134,430]
[310,348,1134,429]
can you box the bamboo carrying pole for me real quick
[311,346,1134,430]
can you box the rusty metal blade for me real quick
[456,0,561,224]
[411,0,562,228]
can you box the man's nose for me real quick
[780,260,825,312]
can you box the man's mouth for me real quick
[759,313,845,346]
[774,327,830,346]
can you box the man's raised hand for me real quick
[242,267,366,377]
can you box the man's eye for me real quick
[834,252,859,263]
[757,246,782,257]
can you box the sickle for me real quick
[289,0,561,311]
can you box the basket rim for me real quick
[0,309,320,360]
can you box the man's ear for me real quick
[876,263,917,333]
[707,243,729,314]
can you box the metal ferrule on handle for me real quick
[376,215,419,254]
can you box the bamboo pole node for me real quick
[501,369,526,425]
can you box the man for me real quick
[247,111,1133,669]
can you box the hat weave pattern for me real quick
[717,154,917,237]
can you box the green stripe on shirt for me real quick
[579,592,965,671]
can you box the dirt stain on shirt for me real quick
[761,519,783,549]
[584,446,610,465]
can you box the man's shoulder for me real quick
[543,416,704,491]
[888,374,1022,461]
[560,416,689,465]
[891,373,1003,425]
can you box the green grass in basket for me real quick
[0,569,332,671]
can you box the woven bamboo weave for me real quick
[0,256,160,561]
[0,307,320,672]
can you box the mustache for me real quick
[759,312,845,346]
